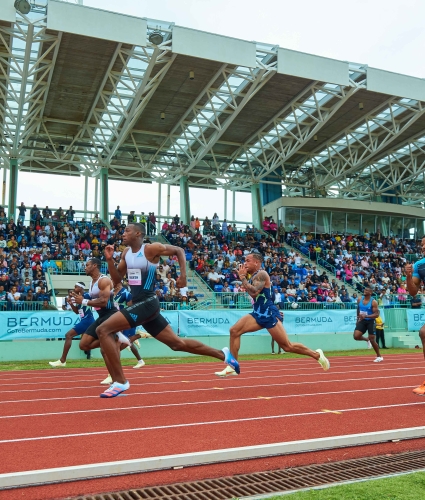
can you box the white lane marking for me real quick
[0,372,423,406]
[3,364,425,394]
[1,401,425,444]
[0,385,416,420]
[2,354,422,381]
[2,360,425,389]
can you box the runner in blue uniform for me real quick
[49,281,94,367]
[353,287,382,362]
[406,246,425,394]
[215,251,330,376]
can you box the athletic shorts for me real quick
[250,304,282,330]
[120,295,169,337]
[123,327,137,338]
[73,316,95,336]
[85,309,118,340]
[355,319,375,336]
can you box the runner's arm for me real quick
[405,263,421,296]
[240,270,267,299]
[145,243,187,286]
[105,246,128,285]
[72,278,111,308]
[365,300,379,320]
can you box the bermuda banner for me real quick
[179,309,361,336]
[0,311,80,340]
[179,310,246,336]
[407,310,425,331]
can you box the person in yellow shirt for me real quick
[375,315,387,349]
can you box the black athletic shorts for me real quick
[120,295,169,337]
[355,319,375,336]
[85,309,118,339]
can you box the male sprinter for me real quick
[95,222,239,398]
[71,258,132,397]
[216,252,329,376]
[406,246,425,394]
[353,287,382,362]
[49,282,94,367]
[101,282,145,386]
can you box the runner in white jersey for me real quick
[97,223,240,398]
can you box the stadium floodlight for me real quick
[148,31,164,45]
[14,0,31,14]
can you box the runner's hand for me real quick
[176,275,187,288]
[104,245,114,261]
[237,264,247,280]
[405,263,413,278]
[70,291,83,304]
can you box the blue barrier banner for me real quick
[0,312,80,340]
[407,310,425,331]
[179,310,246,336]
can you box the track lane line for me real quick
[0,384,417,420]
[2,401,425,444]
[1,372,422,405]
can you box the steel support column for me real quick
[167,184,170,217]
[179,176,190,226]
[8,159,18,221]
[99,168,109,223]
[157,182,161,218]
[232,190,236,221]
[224,188,228,220]
[94,178,99,214]
[83,175,88,218]
[251,183,262,229]
[2,165,6,206]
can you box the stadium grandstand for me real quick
[1,0,425,499]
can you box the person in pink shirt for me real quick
[269,220,278,239]
[262,218,270,233]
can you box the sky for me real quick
[6,0,425,222]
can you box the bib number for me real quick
[78,308,85,318]
[128,269,142,286]
[114,301,120,311]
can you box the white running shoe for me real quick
[49,360,66,367]
[374,357,384,363]
[215,365,238,377]
[134,339,140,348]
[101,374,112,385]
[367,340,372,349]
[125,346,131,352]
[116,331,131,346]
[316,349,330,371]
[133,359,145,369]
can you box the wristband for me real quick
[82,299,89,306]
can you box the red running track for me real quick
[1,353,425,499]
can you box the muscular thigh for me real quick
[268,321,291,347]
[232,314,263,335]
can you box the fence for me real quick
[0,301,53,311]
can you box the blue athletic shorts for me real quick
[73,316,95,335]
[123,327,137,338]
[250,304,282,329]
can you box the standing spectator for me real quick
[30,204,39,221]
[128,211,136,224]
[375,315,387,349]
[66,206,75,224]
[278,223,285,243]
[269,219,278,239]
[114,206,122,221]
[18,202,26,223]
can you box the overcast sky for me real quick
[9,0,425,222]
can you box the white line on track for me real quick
[2,354,422,381]
[2,401,425,444]
[3,358,424,386]
[0,385,416,420]
[0,373,422,405]
[3,365,425,394]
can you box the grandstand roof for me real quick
[1,0,425,205]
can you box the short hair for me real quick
[248,251,263,263]
[88,257,102,268]
[130,222,146,236]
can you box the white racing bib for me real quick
[78,308,85,318]
[128,268,142,286]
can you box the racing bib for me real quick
[78,308,85,318]
[128,269,142,286]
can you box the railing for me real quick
[0,301,54,311]
[46,268,57,306]
[49,261,109,275]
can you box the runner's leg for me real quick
[368,334,381,357]
[229,314,262,359]
[267,321,319,360]
[79,334,100,351]
[155,325,225,360]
